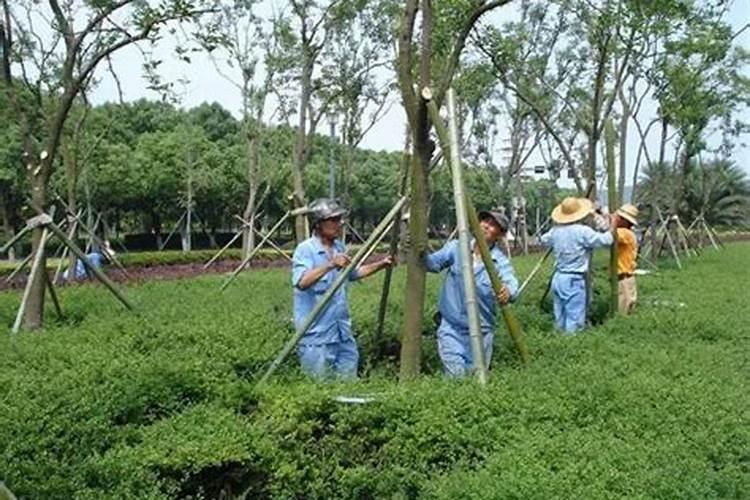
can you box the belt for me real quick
[618,273,633,280]
[556,270,585,276]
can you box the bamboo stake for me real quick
[232,215,292,262]
[221,208,308,291]
[204,227,244,268]
[258,196,408,385]
[45,271,63,319]
[0,224,31,254]
[375,143,410,345]
[444,88,488,381]
[45,218,134,310]
[604,119,619,317]
[159,210,187,251]
[426,87,527,367]
[11,227,51,335]
[54,212,82,284]
[5,252,33,283]
[518,248,552,297]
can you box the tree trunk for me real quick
[64,143,79,275]
[292,57,313,244]
[241,132,259,258]
[1,200,16,261]
[658,116,668,167]
[618,93,629,205]
[23,170,47,330]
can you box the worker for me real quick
[541,197,613,334]
[63,240,115,280]
[614,203,639,314]
[425,210,519,377]
[291,198,393,379]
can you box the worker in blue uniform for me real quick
[291,198,393,378]
[540,197,613,334]
[425,210,519,377]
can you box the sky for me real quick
[88,0,750,192]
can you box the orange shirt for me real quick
[616,227,637,275]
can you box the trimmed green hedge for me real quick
[0,245,748,498]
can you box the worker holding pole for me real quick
[541,197,613,334]
[613,203,640,315]
[425,210,519,377]
[292,198,394,379]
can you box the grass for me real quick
[0,243,747,498]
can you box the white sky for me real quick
[88,0,750,190]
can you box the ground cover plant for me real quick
[0,243,748,499]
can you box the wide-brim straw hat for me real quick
[552,197,594,224]
[617,203,639,225]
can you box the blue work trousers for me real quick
[552,272,587,334]
[297,338,359,379]
[436,321,493,378]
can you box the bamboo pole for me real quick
[54,197,129,276]
[232,215,292,262]
[221,208,308,291]
[518,248,552,297]
[45,271,63,319]
[204,227,244,268]
[604,119,619,317]
[0,224,31,254]
[54,212,82,284]
[426,87,527,367]
[445,89,488,381]
[5,252,33,283]
[45,219,134,310]
[159,210,187,251]
[375,148,410,343]
[11,227,51,335]
[258,196,408,385]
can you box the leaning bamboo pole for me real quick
[257,196,408,385]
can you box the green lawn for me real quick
[0,243,747,499]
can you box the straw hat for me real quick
[551,197,593,224]
[616,203,639,225]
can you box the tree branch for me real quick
[435,0,512,106]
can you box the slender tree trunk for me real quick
[1,200,16,261]
[23,169,47,330]
[64,143,79,275]
[658,116,668,167]
[293,57,313,243]
[618,92,629,205]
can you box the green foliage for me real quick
[1,244,748,498]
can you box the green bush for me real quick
[0,245,748,498]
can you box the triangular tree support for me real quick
[7,212,134,335]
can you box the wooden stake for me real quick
[5,252,33,283]
[44,271,63,319]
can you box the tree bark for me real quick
[23,168,47,330]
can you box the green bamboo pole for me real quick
[5,252,33,283]
[445,89,488,383]
[518,248,552,297]
[257,196,408,385]
[426,86,527,368]
[604,119,619,317]
[375,147,410,343]
[0,224,31,254]
[204,227,244,269]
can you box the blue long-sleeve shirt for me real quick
[540,224,613,274]
[291,236,360,345]
[425,240,519,333]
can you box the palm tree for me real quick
[636,159,750,228]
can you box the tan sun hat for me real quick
[616,203,639,225]
[551,197,594,224]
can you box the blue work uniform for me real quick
[292,236,360,378]
[540,224,613,333]
[63,252,103,280]
[425,240,519,377]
